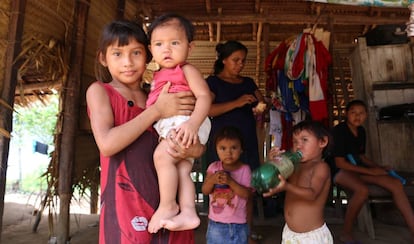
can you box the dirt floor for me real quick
[1,193,412,244]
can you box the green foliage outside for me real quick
[20,167,48,193]
[13,96,59,146]
[8,95,59,193]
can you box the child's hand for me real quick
[175,121,198,148]
[262,174,286,197]
[268,147,285,161]
[214,170,230,185]
[219,171,233,185]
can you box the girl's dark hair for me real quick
[147,13,195,43]
[94,19,151,82]
[213,126,245,150]
[346,99,367,112]
[292,120,332,159]
[213,40,248,75]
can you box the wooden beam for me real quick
[56,0,89,243]
[187,12,408,26]
[0,0,26,240]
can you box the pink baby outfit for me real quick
[146,64,191,106]
[146,64,211,144]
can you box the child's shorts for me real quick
[154,115,211,144]
[282,222,333,244]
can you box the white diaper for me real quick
[153,115,211,144]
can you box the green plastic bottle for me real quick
[251,150,302,194]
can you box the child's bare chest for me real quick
[290,168,314,187]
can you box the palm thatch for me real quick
[14,36,68,106]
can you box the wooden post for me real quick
[116,0,125,19]
[90,184,99,214]
[326,14,336,127]
[56,1,89,243]
[205,0,213,41]
[216,8,222,42]
[0,0,26,240]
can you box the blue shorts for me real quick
[206,219,248,244]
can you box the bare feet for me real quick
[159,208,200,231]
[148,204,179,233]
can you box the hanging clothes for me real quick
[265,32,332,148]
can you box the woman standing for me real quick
[206,40,265,171]
[206,41,265,243]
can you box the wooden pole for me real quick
[116,0,126,19]
[89,169,99,214]
[255,22,262,83]
[56,1,89,243]
[0,0,26,240]
[205,0,213,41]
[216,8,222,43]
[326,14,336,127]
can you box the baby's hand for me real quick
[175,121,198,148]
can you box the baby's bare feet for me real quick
[160,208,200,231]
[148,204,179,233]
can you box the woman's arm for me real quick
[254,89,265,103]
[208,94,257,117]
[359,154,379,167]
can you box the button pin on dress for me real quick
[127,100,134,107]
